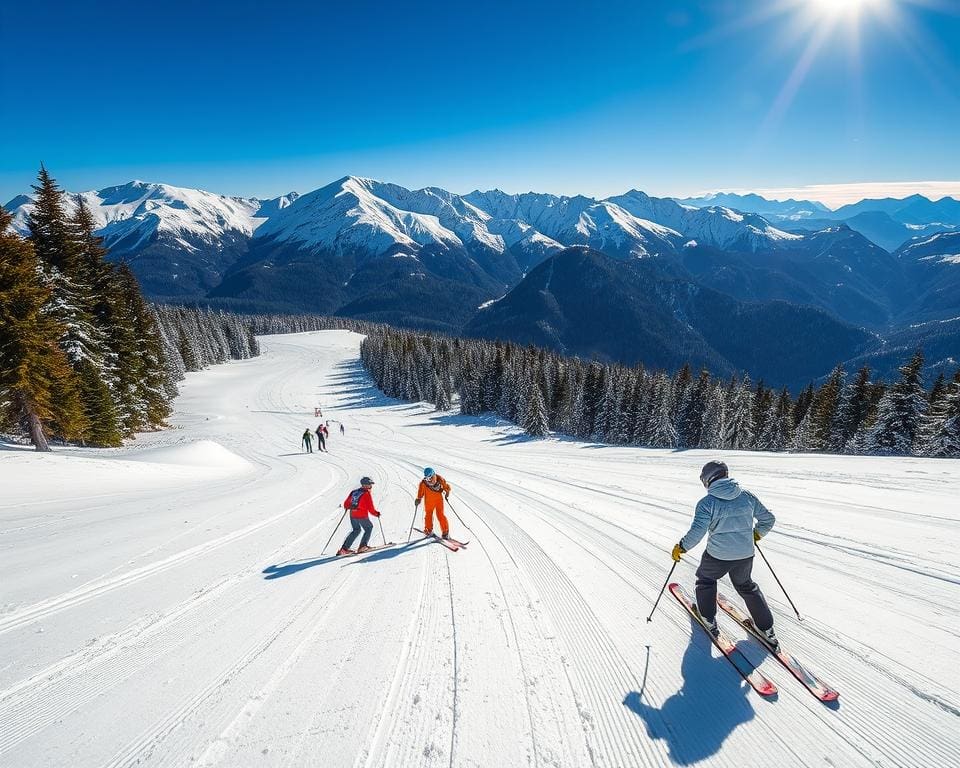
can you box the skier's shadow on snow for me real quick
[623,624,771,765]
[261,540,432,579]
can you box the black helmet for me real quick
[360,476,374,486]
[700,460,728,488]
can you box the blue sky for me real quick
[1,0,958,206]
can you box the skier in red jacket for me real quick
[337,476,381,555]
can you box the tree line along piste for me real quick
[2,166,958,457]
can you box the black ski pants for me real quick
[343,517,373,550]
[695,551,774,631]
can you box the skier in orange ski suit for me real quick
[415,467,451,537]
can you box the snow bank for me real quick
[123,440,251,469]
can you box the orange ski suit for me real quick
[417,474,451,536]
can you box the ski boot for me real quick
[336,547,354,556]
[692,606,720,638]
[356,545,373,553]
[761,626,780,651]
[441,532,450,540]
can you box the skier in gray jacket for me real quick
[672,460,779,648]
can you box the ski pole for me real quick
[445,498,469,531]
[406,501,419,543]
[378,515,387,546]
[646,560,679,622]
[756,541,803,621]
[321,508,347,554]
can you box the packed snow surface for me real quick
[1,331,958,767]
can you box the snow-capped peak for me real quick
[7,180,297,253]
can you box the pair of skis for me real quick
[336,542,396,557]
[669,583,838,702]
[413,528,469,552]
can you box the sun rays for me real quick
[687,0,955,136]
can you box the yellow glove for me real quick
[671,542,686,562]
[753,529,762,542]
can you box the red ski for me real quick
[670,583,777,697]
[717,592,839,702]
[413,529,468,551]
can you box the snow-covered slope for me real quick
[253,176,469,255]
[897,230,960,263]
[1,330,957,767]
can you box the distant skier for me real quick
[340,423,345,435]
[672,460,779,648]
[337,476,381,555]
[315,424,327,452]
[302,428,313,454]
[415,467,452,539]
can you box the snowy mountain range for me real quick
[6,177,960,384]
[8,181,298,297]
[677,190,960,251]
[674,192,830,220]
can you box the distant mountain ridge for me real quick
[463,246,873,389]
[676,190,960,251]
[5,176,960,387]
[674,192,830,220]
[8,180,298,298]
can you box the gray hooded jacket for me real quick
[680,477,775,561]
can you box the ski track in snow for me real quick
[1,330,958,767]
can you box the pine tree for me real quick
[521,376,550,437]
[433,370,450,410]
[752,380,773,446]
[699,383,727,449]
[758,388,793,452]
[723,376,755,450]
[866,350,927,455]
[921,371,960,457]
[646,373,678,448]
[929,372,947,410]
[76,359,123,446]
[0,207,86,450]
[793,383,815,427]
[679,369,710,448]
[809,365,844,452]
[27,167,100,369]
[830,366,872,453]
[790,408,813,452]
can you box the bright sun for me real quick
[810,0,877,16]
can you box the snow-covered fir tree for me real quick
[866,350,927,455]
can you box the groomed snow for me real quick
[1,331,958,767]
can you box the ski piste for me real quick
[716,592,840,702]
[413,528,468,551]
[336,543,396,557]
[669,583,778,697]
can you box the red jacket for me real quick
[343,488,379,519]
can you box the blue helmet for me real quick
[423,467,435,478]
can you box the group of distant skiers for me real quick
[335,467,452,555]
[301,419,345,454]
[331,459,779,648]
